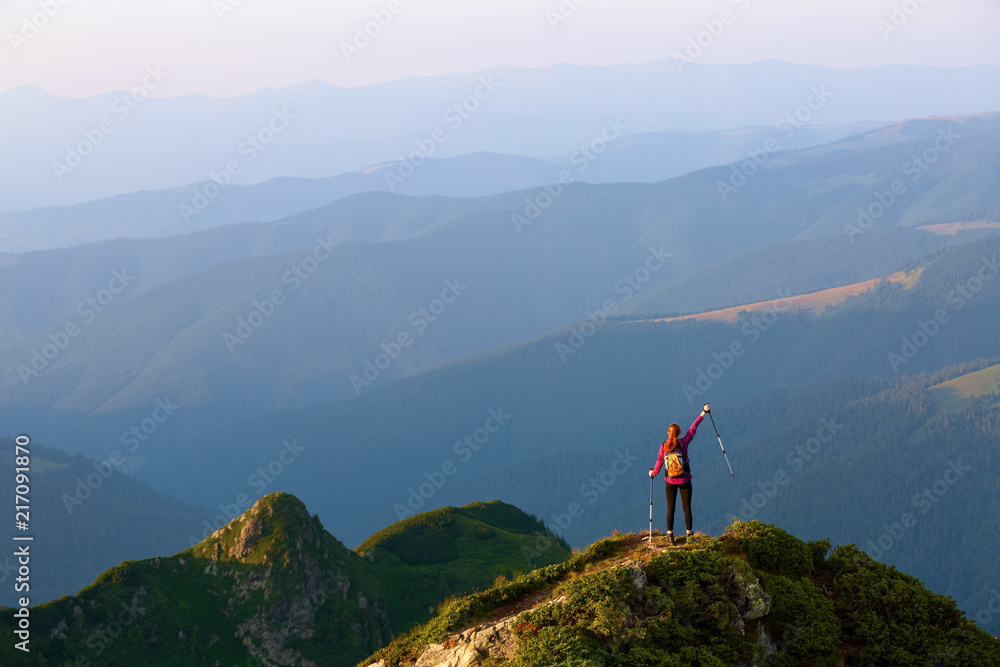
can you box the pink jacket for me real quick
[651,414,704,485]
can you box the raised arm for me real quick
[681,403,710,446]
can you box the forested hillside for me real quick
[0,438,210,608]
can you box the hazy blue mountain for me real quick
[0,122,884,254]
[560,121,885,185]
[4,111,993,348]
[2,113,996,347]
[0,152,560,253]
[2,60,998,209]
[618,226,1000,317]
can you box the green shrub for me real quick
[520,568,639,640]
[512,626,607,666]
[726,520,813,577]
[807,538,832,567]
[759,573,840,665]
[828,544,1000,666]
[642,549,758,665]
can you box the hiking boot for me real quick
[667,533,675,546]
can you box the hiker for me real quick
[649,402,709,545]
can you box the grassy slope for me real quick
[361,521,1000,667]
[356,501,572,634]
[928,363,1000,412]
[646,268,924,324]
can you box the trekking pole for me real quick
[708,411,735,479]
[647,469,654,543]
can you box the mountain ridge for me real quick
[4,60,998,209]
[0,493,569,666]
[360,521,1000,666]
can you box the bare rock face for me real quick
[414,617,520,667]
[730,561,772,621]
[233,517,265,559]
[727,602,747,636]
[755,622,779,661]
[624,559,648,591]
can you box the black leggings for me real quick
[665,481,693,533]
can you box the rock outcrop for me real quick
[199,494,392,667]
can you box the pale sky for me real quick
[1,0,998,97]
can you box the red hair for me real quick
[664,423,681,452]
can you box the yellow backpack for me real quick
[665,446,689,479]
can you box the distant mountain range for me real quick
[1,115,998,460]
[0,123,884,254]
[3,59,999,209]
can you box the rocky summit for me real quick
[361,522,1000,667]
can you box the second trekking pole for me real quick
[647,468,653,543]
[708,410,735,479]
